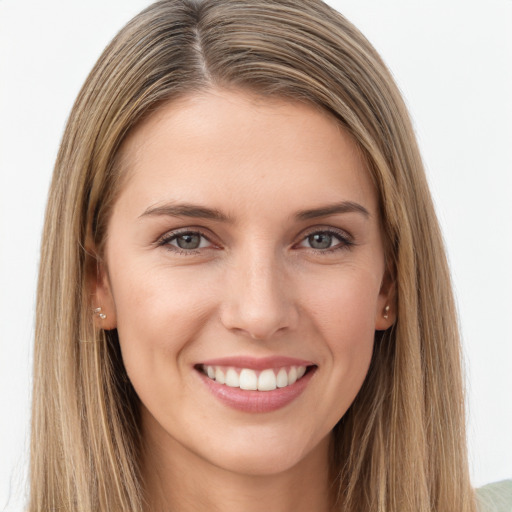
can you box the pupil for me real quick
[309,233,332,249]
[177,233,200,249]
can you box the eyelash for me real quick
[156,227,354,255]
[297,228,354,254]
[157,229,216,256]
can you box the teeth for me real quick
[225,368,239,388]
[239,369,258,390]
[276,368,288,388]
[215,367,225,384]
[258,369,277,391]
[203,365,308,391]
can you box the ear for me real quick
[374,264,396,331]
[86,251,117,330]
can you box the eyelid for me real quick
[156,227,217,251]
[154,225,354,254]
[300,224,352,237]
[295,226,354,251]
[300,225,353,241]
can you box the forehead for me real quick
[114,88,377,219]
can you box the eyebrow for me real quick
[139,202,232,222]
[294,201,370,221]
[139,200,370,222]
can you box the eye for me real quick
[159,230,213,252]
[306,232,335,250]
[297,229,352,252]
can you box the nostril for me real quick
[218,280,299,340]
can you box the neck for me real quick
[141,417,333,512]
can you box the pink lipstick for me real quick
[195,356,317,413]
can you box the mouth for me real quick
[196,364,313,391]
[194,358,317,413]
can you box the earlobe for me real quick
[375,302,396,331]
[87,254,117,330]
[375,268,396,331]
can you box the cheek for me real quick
[302,265,381,343]
[109,263,217,383]
[299,267,380,407]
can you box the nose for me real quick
[219,247,299,340]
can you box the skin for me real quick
[93,89,395,512]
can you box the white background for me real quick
[1,1,511,510]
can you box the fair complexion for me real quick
[93,89,395,512]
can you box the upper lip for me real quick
[197,356,315,371]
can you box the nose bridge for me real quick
[220,241,297,340]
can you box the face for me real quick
[94,89,394,477]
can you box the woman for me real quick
[29,0,505,510]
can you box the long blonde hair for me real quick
[31,0,476,510]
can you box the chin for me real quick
[193,427,331,477]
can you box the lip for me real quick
[195,357,317,413]
[198,356,315,371]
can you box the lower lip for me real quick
[196,367,316,413]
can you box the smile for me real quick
[200,365,308,391]
[195,358,317,413]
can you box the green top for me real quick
[477,480,512,512]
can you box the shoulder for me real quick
[476,480,512,512]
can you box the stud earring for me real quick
[383,305,390,319]
[93,307,107,320]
